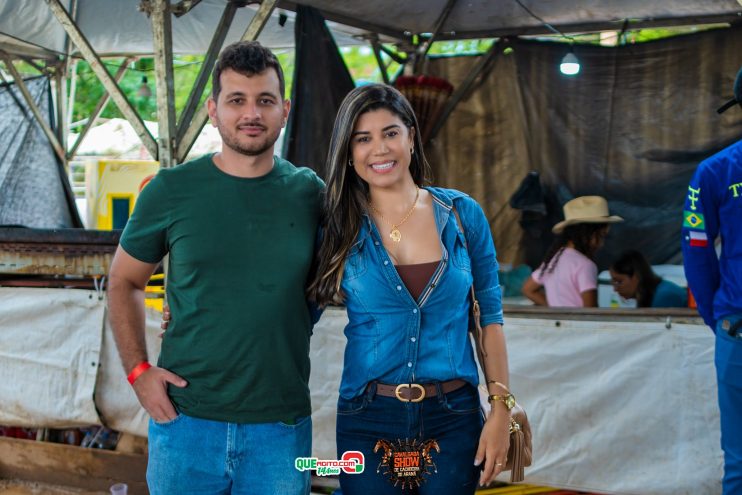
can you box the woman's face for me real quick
[349,108,415,190]
[609,269,639,299]
[590,226,609,252]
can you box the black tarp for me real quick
[426,26,742,268]
[283,5,355,179]
[0,76,82,228]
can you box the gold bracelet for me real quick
[486,380,510,393]
[487,393,516,411]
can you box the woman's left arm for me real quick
[475,323,512,486]
[455,198,511,486]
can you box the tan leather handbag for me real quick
[452,206,533,482]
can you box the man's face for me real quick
[207,68,290,157]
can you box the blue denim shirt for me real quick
[339,187,504,399]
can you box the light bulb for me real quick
[137,76,152,98]
[560,52,580,76]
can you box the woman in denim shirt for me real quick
[308,84,512,494]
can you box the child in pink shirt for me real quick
[522,196,623,308]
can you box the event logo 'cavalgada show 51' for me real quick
[374,438,441,488]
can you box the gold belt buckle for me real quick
[394,383,425,402]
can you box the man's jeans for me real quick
[146,413,311,495]
[717,314,742,495]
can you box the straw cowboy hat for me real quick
[552,196,623,234]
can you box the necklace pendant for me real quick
[389,228,402,243]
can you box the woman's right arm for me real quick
[580,289,598,307]
[522,276,547,305]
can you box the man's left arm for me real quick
[681,162,721,330]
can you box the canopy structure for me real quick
[2,1,741,58]
[0,0,739,170]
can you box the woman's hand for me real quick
[159,305,171,338]
[474,404,511,486]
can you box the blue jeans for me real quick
[716,314,742,495]
[336,382,483,495]
[146,413,311,495]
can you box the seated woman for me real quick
[609,250,688,307]
[521,196,623,307]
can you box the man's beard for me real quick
[216,121,281,157]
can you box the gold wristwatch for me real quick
[488,393,516,410]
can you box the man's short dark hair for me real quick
[212,41,285,100]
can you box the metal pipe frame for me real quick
[176,0,241,143]
[427,41,499,142]
[0,52,66,164]
[177,0,277,163]
[414,0,457,74]
[45,0,158,159]
[149,0,178,168]
[369,36,390,85]
[67,58,132,160]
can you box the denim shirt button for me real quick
[407,362,413,367]
[412,308,418,314]
[396,285,402,291]
[374,241,380,246]
[384,260,389,265]
[411,337,416,342]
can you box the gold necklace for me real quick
[369,187,420,243]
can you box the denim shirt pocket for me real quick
[450,228,472,272]
[344,238,368,281]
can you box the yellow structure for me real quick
[85,159,160,230]
[85,159,163,311]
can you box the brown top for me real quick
[395,260,440,301]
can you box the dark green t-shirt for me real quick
[120,154,323,423]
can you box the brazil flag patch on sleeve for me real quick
[683,211,705,230]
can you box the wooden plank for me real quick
[0,437,147,494]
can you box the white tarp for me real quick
[0,290,723,494]
[0,287,103,427]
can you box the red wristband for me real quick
[127,362,152,385]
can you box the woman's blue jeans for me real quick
[336,382,484,495]
[146,412,311,495]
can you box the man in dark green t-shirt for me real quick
[108,41,322,495]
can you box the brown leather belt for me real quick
[371,379,468,402]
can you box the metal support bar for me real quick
[45,0,158,159]
[0,52,66,164]
[176,0,240,142]
[17,56,49,75]
[414,0,457,74]
[171,0,203,16]
[369,37,390,85]
[427,42,498,142]
[378,44,407,65]
[177,0,277,163]
[68,58,131,160]
[53,66,67,157]
[150,0,177,168]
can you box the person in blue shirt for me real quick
[609,250,687,308]
[307,84,511,494]
[682,65,742,495]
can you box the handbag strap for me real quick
[450,205,487,359]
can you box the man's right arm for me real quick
[108,246,187,422]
